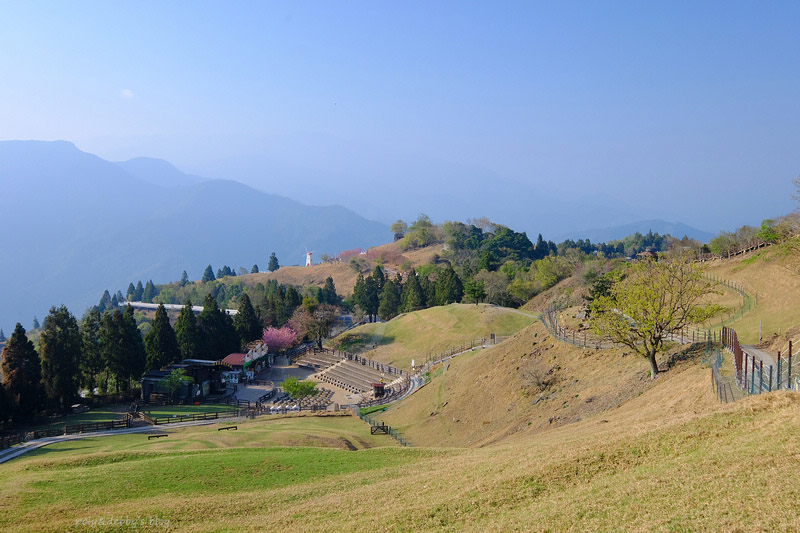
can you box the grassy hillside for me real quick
[331,303,535,370]
[703,244,800,344]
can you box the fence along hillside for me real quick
[714,326,799,403]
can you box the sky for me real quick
[2,1,799,233]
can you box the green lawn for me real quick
[140,403,240,418]
[8,405,129,433]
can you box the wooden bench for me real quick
[148,434,168,440]
[218,426,238,431]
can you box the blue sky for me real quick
[2,1,799,233]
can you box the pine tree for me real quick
[198,295,239,360]
[234,294,262,349]
[80,310,106,396]
[353,274,367,315]
[134,281,144,301]
[419,274,435,308]
[320,276,339,306]
[0,329,5,343]
[268,252,279,272]
[400,270,425,312]
[435,263,464,305]
[378,278,401,321]
[175,300,200,360]
[110,293,119,308]
[144,304,180,371]
[39,305,83,410]
[364,275,380,321]
[0,382,11,426]
[142,280,157,303]
[98,290,112,311]
[32,316,40,330]
[126,283,136,300]
[372,265,385,292]
[180,271,189,286]
[251,264,259,274]
[1,323,43,420]
[202,265,216,283]
[120,305,146,391]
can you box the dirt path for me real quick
[743,345,776,366]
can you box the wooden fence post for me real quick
[789,342,793,387]
[777,351,782,389]
[769,365,773,392]
[759,360,764,393]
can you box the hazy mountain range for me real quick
[0,140,389,332]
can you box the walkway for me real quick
[742,345,776,366]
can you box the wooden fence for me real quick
[65,419,130,434]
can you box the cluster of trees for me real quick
[351,264,464,322]
[706,216,799,256]
[0,305,145,426]
[558,231,701,258]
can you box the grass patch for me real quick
[140,404,240,418]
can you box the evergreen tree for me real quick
[0,329,5,343]
[400,270,425,312]
[134,280,144,301]
[39,305,82,410]
[142,280,157,303]
[372,265,385,292]
[1,323,42,420]
[116,290,124,302]
[198,295,239,360]
[99,311,121,394]
[268,252,279,272]
[120,305,146,391]
[353,274,367,315]
[363,275,380,321]
[80,310,105,396]
[144,304,180,371]
[175,300,200,360]
[435,263,464,305]
[0,382,11,426]
[180,271,189,286]
[98,290,113,311]
[251,264,259,274]
[234,294,262,349]
[126,283,136,300]
[320,276,339,306]
[32,316,40,330]
[419,274,435,307]
[378,278,401,320]
[110,293,119,308]
[202,265,216,283]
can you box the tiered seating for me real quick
[296,349,343,370]
[317,360,386,394]
[269,387,334,412]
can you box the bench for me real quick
[218,426,238,431]
[148,434,168,440]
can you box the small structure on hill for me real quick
[636,249,659,261]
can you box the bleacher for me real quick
[317,360,386,394]
[296,348,344,371]
[269,387,334,412]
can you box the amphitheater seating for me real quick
[317,360,386,394]
[270,387,334,411]
[296,349,344,371]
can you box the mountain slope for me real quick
[0,140,389,331]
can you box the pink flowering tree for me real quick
[262,326,297,353]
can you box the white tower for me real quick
[305,250,313,267]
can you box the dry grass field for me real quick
[236,241,444,295]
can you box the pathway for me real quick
[742,345,776,366]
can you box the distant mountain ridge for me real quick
[555,219,714,244]
[0,140,389,332]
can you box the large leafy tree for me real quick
[590,259,718,378]
[174,300,200,360]
[144,304,180,371]
[234,294,262,349]
[268,252,280,272]
[39,305,83,410]
[289,299,337,349]
[1,323,43,420]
